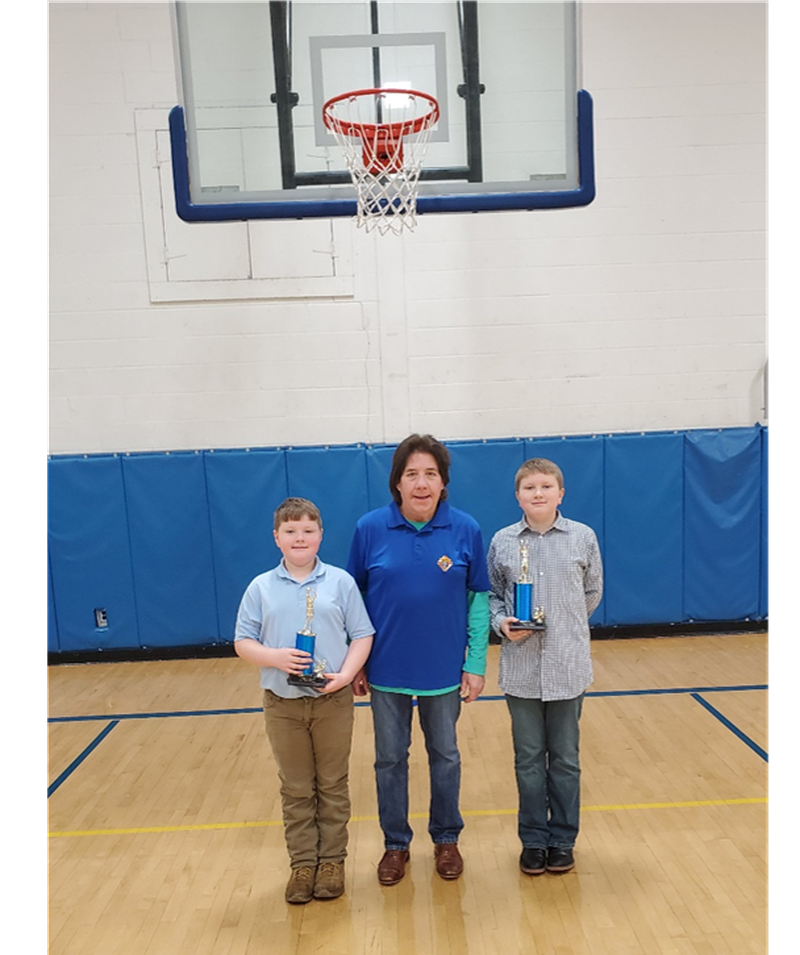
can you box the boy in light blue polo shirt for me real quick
[235,497,374,905]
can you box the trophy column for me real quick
[509,539,546,632]
[287,587,328,688]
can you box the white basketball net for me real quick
[323,89,439,236]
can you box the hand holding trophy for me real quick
[509,539,546,632]
[287,587,328,688]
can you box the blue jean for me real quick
[370,688,464,850]
[505,694,584,849]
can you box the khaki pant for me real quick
[262,686,355,868]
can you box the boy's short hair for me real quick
[515,458,564,491]
[389,433,450,505]
[273,497,323,531]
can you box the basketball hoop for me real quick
[322,88,439,235]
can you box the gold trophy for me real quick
[287,587,328,688]
[509,539,545,631]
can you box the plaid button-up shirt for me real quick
[487,513,603,701]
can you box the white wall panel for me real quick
[49,1,767,454]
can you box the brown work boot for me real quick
[285,865,316,904]
[314,861,345,899]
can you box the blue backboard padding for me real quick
[284,444,370,569]
[684,429,763,621]
[168,91,595,222]
[47,455,139,652]
[47,427,768,654]
[204,448,289,641]
[603,432,684,626]
[121,453,219,646]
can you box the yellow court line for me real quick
[462,796,767,816]
[48,796,766,839]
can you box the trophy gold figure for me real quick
[287,587,328,688]
[509,539,546,631]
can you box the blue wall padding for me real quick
[603,432,684,626]
[365,444,396,511]
[684,429,763,621]
[47,426,768,654]
[447,440,527,544]
[121,452,218,646]
[526,435,606,539]
[47,555,60,653]
[760,428,768,619]
[205,448,289,641]
[285,444,370,571]
[48,455,139,652]
[526,435,607,623]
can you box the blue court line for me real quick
[48,684,767,797]
[48,720,120,797]
[49,707,262,724]
[691,693,768,762]
[589,684,767,698]
[481,683,767,702]
[48,684,768,724]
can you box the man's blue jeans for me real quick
[370,688,464,850]
[505,694,584,849]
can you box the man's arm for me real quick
[320,636,374,694]
[351,669,369,696]
[461,590,490,702]
[345,524,367,590]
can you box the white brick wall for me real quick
[48,1,767,454]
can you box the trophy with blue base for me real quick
[509,540,546,631]
[287,587,328,689]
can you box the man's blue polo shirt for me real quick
[346,500,491,692]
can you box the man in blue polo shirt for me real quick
[347,434,491,885]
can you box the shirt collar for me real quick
[388,499,452,529]
[276,557,326,583]
[515,510,567,536]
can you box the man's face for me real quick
[396,451,445,523]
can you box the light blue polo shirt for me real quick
[235,558,375,698]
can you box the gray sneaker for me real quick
[285,866,317,904]
[314,861,345,899]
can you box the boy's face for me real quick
[274,517,323,573]
[516,471,564,526]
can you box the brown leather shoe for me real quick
[434,843,463,880]
[377,849,410,885]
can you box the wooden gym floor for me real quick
[48,633,767,955]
